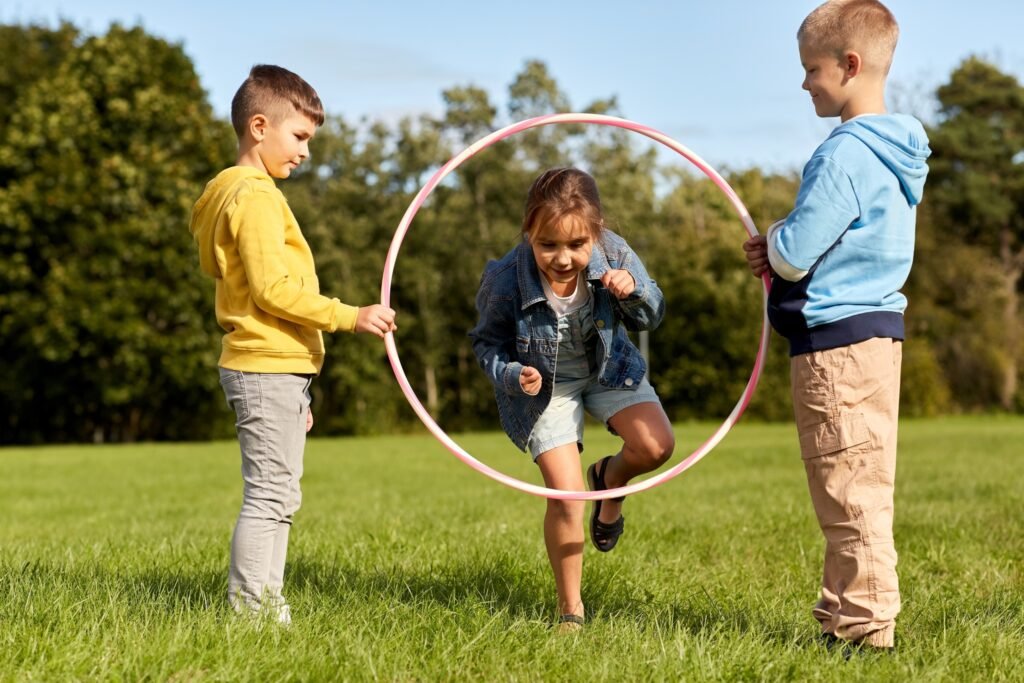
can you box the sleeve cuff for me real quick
[502,362,525,395]
[766,219,810,282]
[622,268,646,304]
[331,301,360,333]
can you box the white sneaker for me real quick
[229,594,291,628]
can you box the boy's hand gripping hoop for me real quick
[381,113,771,500]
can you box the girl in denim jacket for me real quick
[470,168,675,631]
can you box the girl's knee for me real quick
[547,498,584,523]
[659,433,676,462]
[633,432,675,467]
[651,438,674,467]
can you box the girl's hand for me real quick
[519,366,542,396]
[601,269,636,299]
[306,407,314,433]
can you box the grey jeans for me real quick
[219,368,312,612]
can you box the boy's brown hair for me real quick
[798,0,899,75]
[230,64,326,138]
[522,168,604,240]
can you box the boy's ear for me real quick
[844,51,863,79]
[248,114,269,142]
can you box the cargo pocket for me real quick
[798,412,870,460]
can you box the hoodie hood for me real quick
[189,166,274,278]
[830,114,931,206]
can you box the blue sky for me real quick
[5,1,1023,171]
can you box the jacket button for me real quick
[624,378,634,387]
[596,320,605,328]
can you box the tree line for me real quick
[1,23,1021,444]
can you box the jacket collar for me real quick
[516,237,611,310]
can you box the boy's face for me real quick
[799,40,851,119]
[529,216,594,295]
[254,108,317,179]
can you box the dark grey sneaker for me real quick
[819,632,895,659]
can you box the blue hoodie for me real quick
[766,114,931,355]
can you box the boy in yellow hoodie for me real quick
[190,64,396,623]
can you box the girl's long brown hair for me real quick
[522,168,604,240]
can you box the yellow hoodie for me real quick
[189,166,358,374]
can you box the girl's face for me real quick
[529,215,595,296]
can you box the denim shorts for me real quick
[525,372,661,460]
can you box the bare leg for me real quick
[536,443,587,620]
[599,402,674,525]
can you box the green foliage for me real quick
[899,339,953,417]
[924,56,1024,410]
[281,73,799,437]
[0,22,78,142]
[929,57,1024,251]
[0,23,235,442]
[907,207,1005,412]
[1,21,1021,443]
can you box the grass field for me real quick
[2,417,1022,681]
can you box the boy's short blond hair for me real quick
[798,0,899,75]
[230,64,325,138]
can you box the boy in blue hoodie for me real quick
[743,0,930,652]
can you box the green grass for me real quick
[1,416,1022,681]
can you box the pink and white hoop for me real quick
[381,113,770,500]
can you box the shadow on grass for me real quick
[4,559,228,615]
[284,554,811,643]
[132,566,226,611]
[6,558,812,646]
[287,555,547,620]
[582,568,816,646]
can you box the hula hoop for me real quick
[381,113,770,500]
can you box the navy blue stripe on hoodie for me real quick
[766,113,931,356]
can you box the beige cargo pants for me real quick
[791,337,902,648]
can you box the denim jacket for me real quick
[469,230,665,451]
